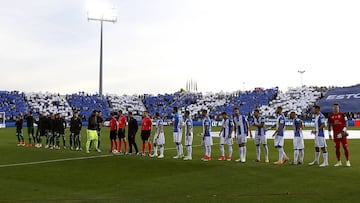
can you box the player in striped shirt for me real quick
[233,107,250,163]
[250,109,269,163]
[272,106,289,165]
[201,109,212,161]
[309,105,329,167]
[218,112,234,161]
[172,107,184,159]
[183,110,193,161]
[150,112,165,159]
[290,111,304,165]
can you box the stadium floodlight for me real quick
[86,0,117,97]
[298,70,305,87]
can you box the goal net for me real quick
[0,112,5,128]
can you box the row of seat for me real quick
[0,87,326,121]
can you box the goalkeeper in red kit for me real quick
[328,103,351,167]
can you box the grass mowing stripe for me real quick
[0,143,209,168]
[7,190,360,202]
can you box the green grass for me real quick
[0,126,360,203]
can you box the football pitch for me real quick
[0,126,359,203]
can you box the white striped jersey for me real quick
[251,115,266,136]
[221,118,234,138]
[234,115,248,135]
[185,117,193,136]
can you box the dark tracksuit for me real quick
[70,117,82,149]
[15,118,24,143]
[128,117,139,154]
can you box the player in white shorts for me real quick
[233,107,250,163]
[201,109,213,161]
[290,111,304,165]
[172,107,184,159]
[150,112,165,159]
[250,109,269,163]
[218,112,234,161]
[183,110,193,161]
[309,105,329,167]
[272,106,289,165]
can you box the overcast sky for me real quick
[1,0,359,95]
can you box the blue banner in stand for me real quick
[318,84,360,113]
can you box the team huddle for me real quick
[15,103,351,167]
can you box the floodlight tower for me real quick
[298,70,305,87]
[87,2,117,97]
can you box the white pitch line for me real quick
[0,155,112,168]
[0,144,210,169]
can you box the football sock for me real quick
[28,137,32,144]
[239,147,242,159]
[256,145,260,160]
[153,145,158,155]
[86,139,91,152]
[335,146,341,161]
[142,143,145,153]
[16,135,21,143]
[277,148,283,161]
[299,149,304,162]
[323,151,328,164]
[148,142,152,154]
[243,146,247,160]
[343,144,349,161]
[187,145,192,157]
[111,141,114,151]
[228,145,233,157]
[176,143,180,156]
[282,148,287,158]
[179,144,183,155]
[124,141,128,153]
[315,151,320,162]
[160,145,164,156]
[119,141,123,152]
[294,150,299,163]
[208,146,212,157]
[220,144,225,156]
[94,137,99,150]
[264,144,269,160]
[240,146,246,160]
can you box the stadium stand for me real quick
[186,93,228,120]
[210,88,278,119]
[25,92,73,120]
[0,86,329,123]
[106,94,147,116]
[0,91,30,121]
[142,92,198,119]
[142,88,278,121]
[259,86,323,118]
[66,92,110,121]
